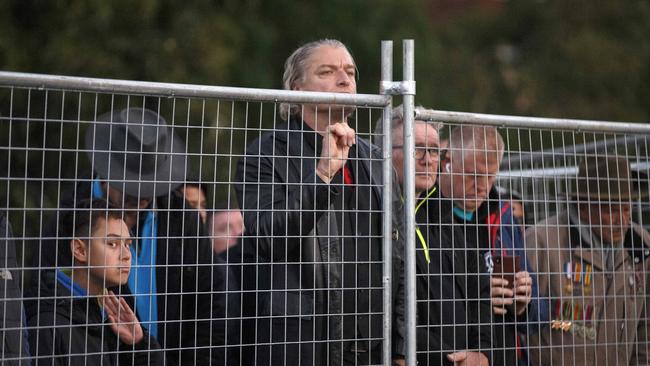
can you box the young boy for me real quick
[27,199,164,365]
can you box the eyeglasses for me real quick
[392,145,440,160]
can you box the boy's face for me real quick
[86,217,132,288]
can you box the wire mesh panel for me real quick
[0,72,398,366]
[235,103,398,365]
[496,130,650,366]
[2,67,650,366]
[413,108,650,366]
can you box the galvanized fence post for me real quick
[401,39,417,366]
[380,39,394,366]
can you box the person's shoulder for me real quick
[524,212,566,242]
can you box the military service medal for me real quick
[551,299,596,340]
[564,261,593,294]
[564,262,574,294]
[583,263,592,295]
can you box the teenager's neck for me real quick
[70,269,103,296]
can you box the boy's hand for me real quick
[103,290,144,345]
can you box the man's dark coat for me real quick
[235,118,406,365]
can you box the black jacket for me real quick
[415,186,493,365]
[0,213,30,365]
[235,118,405,365]
[438,187,534,366]
[30,180,234,365]
[26,270,164,365]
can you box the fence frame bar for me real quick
[0,71,390,107]
[415,109,650,134]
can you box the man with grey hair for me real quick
[236,39,405,365]
[436,125,540,366]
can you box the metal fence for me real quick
[416,109,650,366]
[0,39,401,366]
[1,39,650,366]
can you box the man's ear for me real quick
[70,238,88,264]
[440,154,452,172]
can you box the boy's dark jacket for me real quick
[30,178,236,365]
[26,270,164,365]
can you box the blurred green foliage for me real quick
[3,0,649,117]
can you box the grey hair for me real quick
[447,125,505,162]
[279,39,355,119]
[374,104,442,149]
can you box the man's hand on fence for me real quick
[316,122,355,183]
[447,351,489,366]
[490,271,532,316]
[103,290,144,345]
